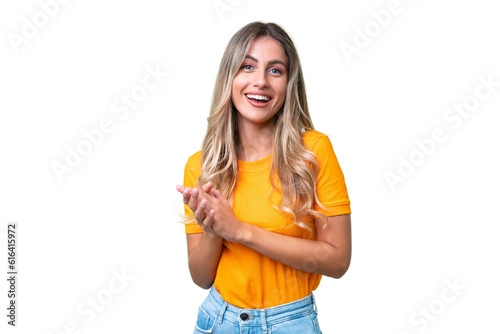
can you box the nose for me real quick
[252,68,269,88]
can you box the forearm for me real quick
[240,223,350,278]
[188,233,223,289]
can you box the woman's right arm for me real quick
[178,184,223,289]
[186,232,223,289]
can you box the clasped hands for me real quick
[176,183,246,242]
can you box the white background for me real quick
[1,0,499,333]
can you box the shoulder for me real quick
[186,150,202,168]
[184,150,202,176]
[183,151,202,186]
[302,130,332,153]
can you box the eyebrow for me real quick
[244,55,287,68]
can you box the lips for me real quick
[244,92,272,107]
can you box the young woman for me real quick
[176,21,351,334]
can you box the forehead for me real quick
[245,36,288,65]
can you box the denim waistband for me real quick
[207,285,317,329]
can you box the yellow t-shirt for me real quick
[184,130,351,309]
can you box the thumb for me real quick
[202,182,213,194]
[211,189,228,203]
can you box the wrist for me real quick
[203,231,222,243]
[237,221,253,245]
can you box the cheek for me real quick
[231,79,243,102]
[232,75,245,92]
[275,82,288,104]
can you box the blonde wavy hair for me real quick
[194,21,327,231]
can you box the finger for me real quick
[197,190,217,209]
[176,185,185,193]
[211,189,228,203]
[201,208,216,232]
[182,187,191,205]
[197,188,212,202]
[194,198,207,223]
[188,187,199,211]
[202,182,213,194]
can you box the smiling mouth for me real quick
[245,94,271,102]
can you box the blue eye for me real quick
[241,64,253,70]
[269,68,282,75]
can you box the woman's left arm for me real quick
[242,214,351,279]
[198,188,352,279]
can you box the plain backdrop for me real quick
[1,0,499,333]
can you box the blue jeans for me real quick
[193,285,322,333]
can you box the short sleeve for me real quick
[310,133,351,216]
[184,151,204,234]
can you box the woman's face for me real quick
[231,36,288,128]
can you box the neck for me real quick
[237,117,274,162]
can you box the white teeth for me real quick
[245,94,270,101]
